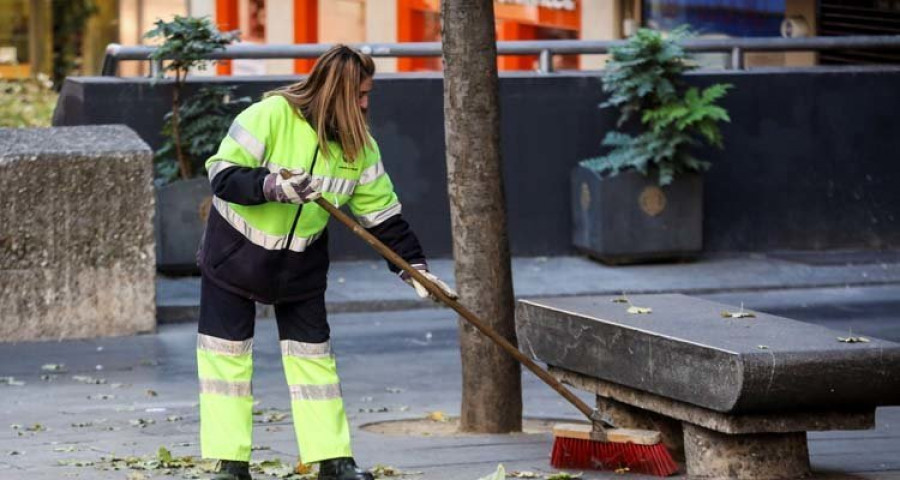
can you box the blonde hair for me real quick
[268,45,376,162]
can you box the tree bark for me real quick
[440,0,522,433]
[172,69,191,179]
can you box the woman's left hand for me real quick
[400,264,458,302]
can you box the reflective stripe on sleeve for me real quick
[356,202,402,228]
[280,340,332,359]
[289,383,342,401]
[228,122,266,162]
[358,160,385,185]
[313,176,356,197]
[199,378,252,397]
[197,334,253,356]
[207,160,242,182]
[212,197,322,252]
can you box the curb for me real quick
[157,278,900,324]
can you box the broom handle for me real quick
[314,196,597,422]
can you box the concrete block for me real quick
[0,125,155,341]
[683,423,810,480]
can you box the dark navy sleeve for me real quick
[210,166,271,206]
[366,215,427,273]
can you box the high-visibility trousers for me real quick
[197,277,352,463]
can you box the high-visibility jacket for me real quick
[199,95,425,303]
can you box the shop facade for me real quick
[10,0,900,79]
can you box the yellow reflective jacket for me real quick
[199,95,424,303]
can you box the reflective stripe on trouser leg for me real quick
[281,340,352,463]
[198,334,254,461]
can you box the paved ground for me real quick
[3,252,900,479]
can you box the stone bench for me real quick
[515,294,900,479]
[0,126,155,342]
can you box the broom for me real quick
[290,172,677,476]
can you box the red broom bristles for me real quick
[551,436,679,477]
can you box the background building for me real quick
[3,0,899,80]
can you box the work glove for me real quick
[400,263,458,302]
[263,168,322,204]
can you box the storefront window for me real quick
[643,0,785,37]
[0,0,36,78]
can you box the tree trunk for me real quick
[172,70,191,179]
[440,0,522,433]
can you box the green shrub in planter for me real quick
[582,28,731,185]
[155,85,251,183]
[145,15,239,182]
[573,28,732,264]
[144,16,244,271]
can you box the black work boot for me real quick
[211,460,252,480]
[317,457,374,480]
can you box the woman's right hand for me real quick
[263,168,322,204]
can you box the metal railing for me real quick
[101,35,900,76]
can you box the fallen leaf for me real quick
[88,394,115,400]
[426,411,447,422]
[477,464,506,480]
[358,407,389,413]
[72,375,106,385]
[57,459,94,467]
[547,473,583,480]
[41,363,66,372]
[252,458,293,477]
[25,424,47,432]
[721,310,755,319]
[626,306,652,315]
[509,471,540,478]
[0,376,25,386]
[370,463,421,478]
[757,345,770,350]
[129,418,155,428]
[145,389,158,397]
[372,464,398,476]
[611,297,629,303]
[166,415,183,422]
[615,466,631,474]
[838,336,870,343]
[157,446,173,464]
[256,410,288,423]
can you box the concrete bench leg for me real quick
[683,423,810,479]
[596,395,685,462]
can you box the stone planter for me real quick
[155,177,212,274]
[571,165,702,264]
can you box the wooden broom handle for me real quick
[314,196,598,422]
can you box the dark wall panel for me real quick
[54,68,900,260]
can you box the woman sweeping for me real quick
[197,45,456,480]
